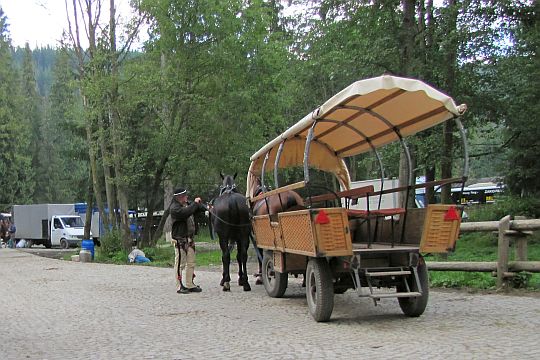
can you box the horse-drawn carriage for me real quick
[247,75,468,322]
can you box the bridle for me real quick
[210,180,252,227]
[219,183,237,196]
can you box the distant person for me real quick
[0,219,7,246]
[8,220,16,248]
[170,187,206,294]
[128,247,151,263]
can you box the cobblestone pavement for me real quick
[1,249,539,360]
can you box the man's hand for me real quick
[194,197,202,203]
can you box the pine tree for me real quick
[20,43,44,201]
[0,8,34,208]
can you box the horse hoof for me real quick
[238,279,244,286]
[243,283,251,291]
[223,282,231,291]
[220,279,225,286]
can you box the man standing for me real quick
[7,220,16,248]
[170,187,205,294]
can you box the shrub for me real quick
[99,229,123,256]
[468,195,540,221]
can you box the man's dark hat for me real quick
[173,188,188,196]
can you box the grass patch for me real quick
[92,229,225,268]
[426,231,540,290]
[426,198,540,290]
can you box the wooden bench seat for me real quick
[308,185,374,204]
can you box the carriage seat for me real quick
[308,185,375,208]
[347,207,406,218]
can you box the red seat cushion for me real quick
[347,209,369,217]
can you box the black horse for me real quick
[210,173,252,291]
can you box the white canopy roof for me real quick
[247,75,466,197]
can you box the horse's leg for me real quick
[236,243,244,286]
[255,246,263,285]
[219,236,231,291]
[239,236,251,291]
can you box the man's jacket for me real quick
[170,200,205,240]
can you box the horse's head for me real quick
[219,172,238,195]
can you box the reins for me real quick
[208,208,253,228]
[209,182,252,228]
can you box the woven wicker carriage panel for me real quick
[315,210,351,254]
[279,210,316,255]
[252,216,276,249]
[420,205,461,253]
[313,208,353,256]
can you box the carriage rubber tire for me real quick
[306,258,334,322]
[398,256,429,317]
[262,253,288,298]
[60,238,69,250]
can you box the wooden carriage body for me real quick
[246,75,468,321]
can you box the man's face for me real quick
[176,194,188,203]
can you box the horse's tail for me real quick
[227,194,239,226]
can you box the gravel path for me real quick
[1,248,539,359]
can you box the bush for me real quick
[468,195,540,221]
[99,229,123,256]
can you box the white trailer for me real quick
[13,204,90,249]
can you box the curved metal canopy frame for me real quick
[248,76,468,206]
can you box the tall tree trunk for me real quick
[83,169,94,240]
[441,0,459,204]
[139,156,169,247]
[84,96,109,233]
[99,114,117,229]
[107,0,132,250]
[399,0,417,76]
[153,180,173,246]
[425,165,436,204]
[398,0,417,207]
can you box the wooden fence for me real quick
[427,216,540,288]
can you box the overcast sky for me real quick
[0,0,136,48]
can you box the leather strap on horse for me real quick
[175,240,182,282]
[249,232,263,263]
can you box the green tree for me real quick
[0,8,34,208]
[497,1,539,195]
[44,48,88,202]
[20,43,47,202]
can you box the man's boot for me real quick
[177,280,189,294]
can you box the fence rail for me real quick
[426,216,540,288]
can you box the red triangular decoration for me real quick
[444,206,460,221]
[314,210,330,224]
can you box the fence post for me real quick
[497,215,511,289]
[513,216,529,262]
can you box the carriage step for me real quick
[365,270,411,277]
[369,292,421,299]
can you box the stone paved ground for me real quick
[1,248,539,359]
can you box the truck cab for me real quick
[50,215,87,249]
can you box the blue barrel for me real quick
[81,239,95,259]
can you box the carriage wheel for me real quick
[398,256,429,317]
[306,258,334,322]
[262,252,288,298]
